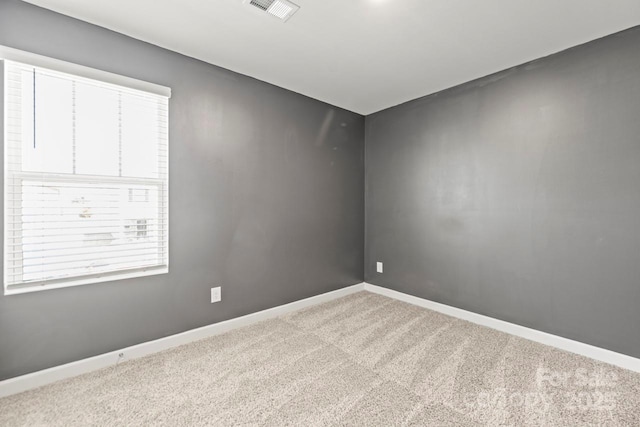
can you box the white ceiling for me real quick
[23,0,640,115]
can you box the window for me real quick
[3,57,170,294]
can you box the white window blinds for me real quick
[4,60,169,294]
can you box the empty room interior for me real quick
[2,0,640,425]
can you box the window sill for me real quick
[3,266,168,296]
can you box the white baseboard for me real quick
[4,281,637,399]
[364,283,640,373]
[0,282,366,398]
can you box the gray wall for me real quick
[0,0,364,380]
[365,26,640,359]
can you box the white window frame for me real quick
[2,46,171,295]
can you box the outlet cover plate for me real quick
[211,287,222,303]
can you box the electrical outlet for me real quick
[211,287,222,303]
[376,262,383,273]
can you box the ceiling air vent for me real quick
[246,0,300,22]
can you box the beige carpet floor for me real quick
[1,291,640,426]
